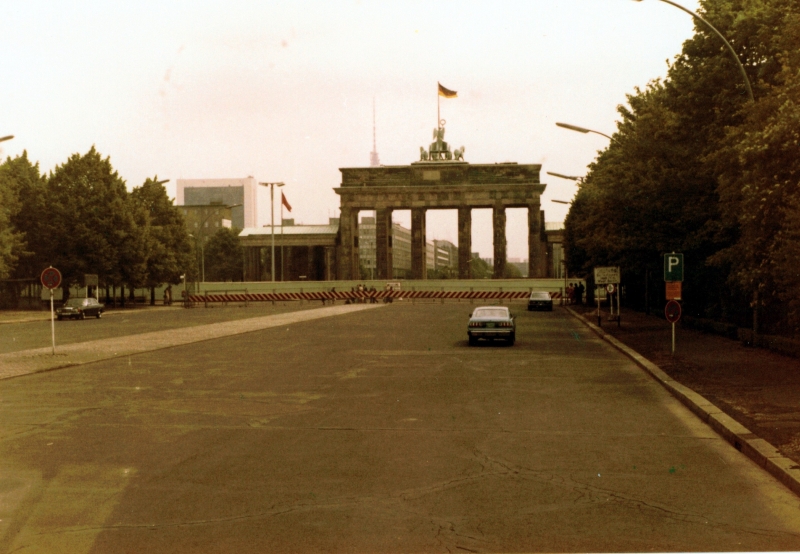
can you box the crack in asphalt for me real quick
[473,449,800,540]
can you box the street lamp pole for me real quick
[259,182,285,282]
[633,0,754,103]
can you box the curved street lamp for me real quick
[633,0,754,103]
[556,122,614,141]
[547,171,581,181]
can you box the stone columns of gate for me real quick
[337,206,359,280]
[492,206,507,279]
[375,208,393,280]
[458,207,472,279]
[528,205,543,278]
[411,208,427,280]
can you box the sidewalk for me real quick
[571,303,800,471]
[0,305,177,325]
[0,303,383,380]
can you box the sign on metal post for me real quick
[41,267,62,290]
[665,300,681,323]
[666,281,682,301]
[665,300,682,355]
[40,267,61,355]
[594,266,620,285]
[664,253,684,282]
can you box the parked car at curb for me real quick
[467,306,516,346]
[528,291,554,311]
[56,297,104,320]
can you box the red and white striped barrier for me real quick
[186,290,557,304]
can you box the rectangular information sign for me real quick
[666,281,682,300]
[594,266,620,285]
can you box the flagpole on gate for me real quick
[437,83,440,127]
[281,200,284,281]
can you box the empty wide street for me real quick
[2,302,800,552]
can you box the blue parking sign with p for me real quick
[664,253,684,282]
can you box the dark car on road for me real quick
[56,297,104,320]
[468,306,516,346]
[528,291,554,311]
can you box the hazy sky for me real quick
[1,0,701,259]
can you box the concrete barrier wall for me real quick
[51,278,584,306]
[190,279,574,295]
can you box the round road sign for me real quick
[41,267,62,290]
[606,284,616,294]
[665,300,682,323]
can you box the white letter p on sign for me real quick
[668,256,680,272]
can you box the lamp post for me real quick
[633,0,758,333]
[0,135,13,143]
[633,0,754,103]
[259,182,285,282]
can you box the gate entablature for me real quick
[340,162,542,189]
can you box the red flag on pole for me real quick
[281,192,292,212]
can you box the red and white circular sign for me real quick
[41,267,62,290]
[665,300,682,323]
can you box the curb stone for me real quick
[567,306,800,498]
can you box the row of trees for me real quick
[564,0,800,334]
[0,147,240,306]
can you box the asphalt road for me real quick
[2,302,800,553]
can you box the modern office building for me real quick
[176,177,258,230]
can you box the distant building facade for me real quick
[240,219,339,282]
[176,177,258,230]
[545,221,565,279]
[358,216,435,279]
[180,204,234,238]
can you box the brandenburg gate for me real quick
[335,125,547,280]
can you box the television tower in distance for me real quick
[369,97,380,167]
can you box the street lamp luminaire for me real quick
[633,0,754,103]
[0,135,13,143]
[556,122,614,141]
[259,182,285,282]
[546,171,581,181]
